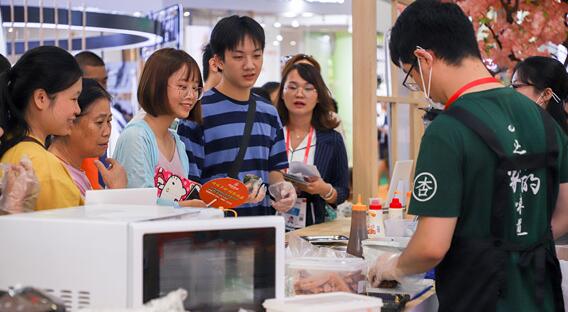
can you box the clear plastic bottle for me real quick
[347,195,368,257]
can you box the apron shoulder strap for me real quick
[444,107,506,158]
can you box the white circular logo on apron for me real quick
[413,172,437,202]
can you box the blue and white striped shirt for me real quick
[177,88,288,211]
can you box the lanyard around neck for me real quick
[444,77,500,109]
[286,127,314,164]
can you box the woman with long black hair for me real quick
[0,46,84,210]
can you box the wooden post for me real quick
[410,92,424,161]
[389,0,400,164]
[352,0,378,202]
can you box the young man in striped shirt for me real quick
[178,15,296,216]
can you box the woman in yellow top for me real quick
[0,46,84,210]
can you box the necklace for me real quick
[291,129,308,139]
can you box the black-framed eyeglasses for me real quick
[510,82,534,89]
[402,59,420,92]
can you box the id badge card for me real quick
[279,198,307,231]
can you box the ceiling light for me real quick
[290,0,304,12]
[290,41,297,46]
[183,11,190,17]
[133,11,142,17]
[273,22,282,28]
[276,35,283,41]
[291,20,300,28]
[302,12,314,17]
[273,40,280,46]
[283,12,297,18]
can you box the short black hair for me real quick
[78,78,112,116]
[261,81,280,94]
[252,87,271,102]
[513,56,568,134]
[0,54,10,74]
[210,15,265,60]
[389,0,481,67]
[202,43,213,82]
[75,51,105,69]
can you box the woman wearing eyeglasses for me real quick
[114,48,206,207]
[276,63,349,227]
[511,56,568,134]
[281,54,322,74]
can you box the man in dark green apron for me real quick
[368,1,568,311]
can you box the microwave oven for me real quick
[0,205,285,311]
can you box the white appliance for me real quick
[0,205,285,312]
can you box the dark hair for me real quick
[252,87,271,103]
[331,98,338,113]
[0,46,82,156]
[137,48,202,124]
[75,51,105,68]
[282,54,321,74]
[277,63,339,131]
[202,43,213,82]
[78,79,112,116]
[513,56,568,134]
[210,15,265,60]
[262,81,280,95]
[389,0,482,67]
[0,54,11,74]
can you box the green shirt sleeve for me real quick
[408,118,463,217]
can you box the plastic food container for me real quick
[286,257,367,295]
[362,237,410,270]
[263,292,383,312]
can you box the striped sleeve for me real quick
[269,114,288,171]
[176,120,204,182]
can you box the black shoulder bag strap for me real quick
[227,98,256,179]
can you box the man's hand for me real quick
[270,181,297,212]
[368,252,404,287]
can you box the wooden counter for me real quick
[289,218,351,238]
[289,218,438,311]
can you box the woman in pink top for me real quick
[49,79,127,198]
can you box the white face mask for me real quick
[536,89,562,107]
[535,93,545,107]
[416,56,444,110]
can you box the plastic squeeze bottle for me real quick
[367,198,385,238]
[347,195,368,257]
[388,192,404,220]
